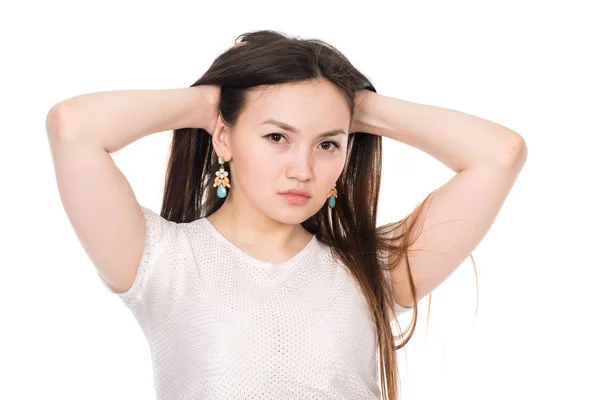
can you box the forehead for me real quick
[242,80,351,130]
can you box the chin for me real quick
[268,207,313,225]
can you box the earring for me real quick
[328,183,337,209]
[214,156,230,198]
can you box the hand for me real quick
[195,41,247,134]
[349,89,370,134]
[198,84,220,135]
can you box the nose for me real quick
[285,148,314,182]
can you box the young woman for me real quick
[46,30,527,400]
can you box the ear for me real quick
[211,114,233,162]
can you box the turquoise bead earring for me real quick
[328,183,337,209]
[213,156,230,198]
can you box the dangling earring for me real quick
[328,183,337,209]
[214,156,230,198]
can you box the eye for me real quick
[264,134,340,151]
[265,133,287,143]
[319,141,340,151]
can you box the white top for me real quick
[99,206,409,399]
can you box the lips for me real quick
[280,189,311,198]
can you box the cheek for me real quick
[233,149,276,188]
[321,169,341,190]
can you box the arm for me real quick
[353,91,527,308]
[45,86,213,293]
[352,90,526,172]
[49,86,212,153]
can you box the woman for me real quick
[46,30,527,400]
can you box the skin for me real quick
[207,78,351,263]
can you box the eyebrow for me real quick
[261,118,347,138]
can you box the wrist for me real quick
[181,86,209,130]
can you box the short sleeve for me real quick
[97,205,177,308]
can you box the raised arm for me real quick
[45,86,212,293]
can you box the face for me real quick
[212,78,350,225]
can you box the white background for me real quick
[1,1,598,399]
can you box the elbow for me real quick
[497,132,528,169]
[46,102,76,141]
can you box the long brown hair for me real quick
[158,30,478,400]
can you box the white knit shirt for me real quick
[98,206,409,399]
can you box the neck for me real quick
[207,196,312,251]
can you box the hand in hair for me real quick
[187,84,220,135]
[349,89,371,134]
[193,42,247,135]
